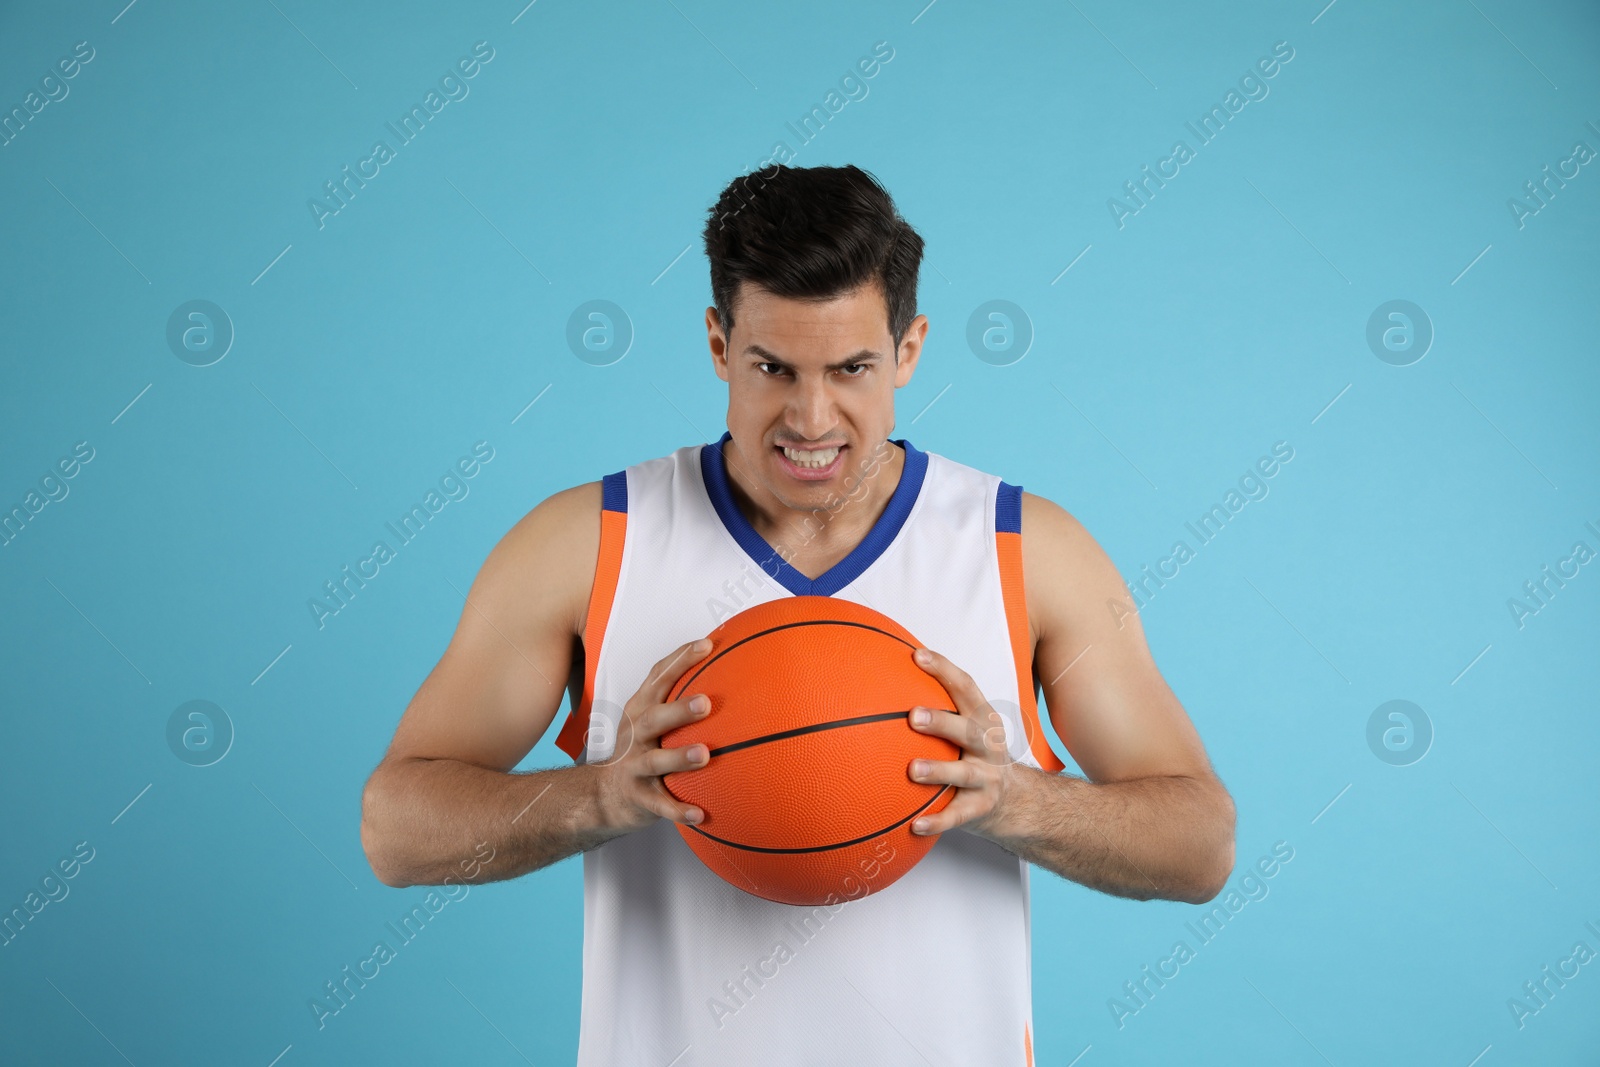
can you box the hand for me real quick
[591,638,716,835]
[905,646,1021,839]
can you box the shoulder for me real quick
[476,481,603,640]
[1018,490,1126,644]
[1018,490,1089,545]
[484,444,699,638]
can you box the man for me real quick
[360,164,1234,1065]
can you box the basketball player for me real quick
[360,164,1235,1065]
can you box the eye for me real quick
[753,361,868,377]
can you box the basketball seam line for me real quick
[671,617,915,696]
[684,784,953,854]
[704,709,956,757]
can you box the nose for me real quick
[788,375,838,440]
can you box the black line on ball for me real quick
[672,618,914,697]
[685,785,953,854]
[706,709,936,758]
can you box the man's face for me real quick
[707,280,927,512]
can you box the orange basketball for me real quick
[662,595,959,906]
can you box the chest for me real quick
[584,450,1032,764]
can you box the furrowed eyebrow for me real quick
[744,344,883,371]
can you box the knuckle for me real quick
[612,727,638,763]
[643,783,674,814]
[635,706,657,738]
[648,655,684,689]
[655,790,693,823]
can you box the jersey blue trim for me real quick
[996,481,1023,534]
[601,470,628,513]
[699,430,928,597]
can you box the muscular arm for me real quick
[363,759,618,887]
[976,765,1232,903]
[360,482,624,888]
[973,492,1235,904]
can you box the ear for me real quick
[893,314,928,388]
[707,306,730,383]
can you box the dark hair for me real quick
[702,164,924,355]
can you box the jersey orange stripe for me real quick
[996,529,1067,774]
[1025,1021,1033,1066]
[556,507,627,761]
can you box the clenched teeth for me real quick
[781,446,840,468]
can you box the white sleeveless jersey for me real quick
[554,431,1066,1067]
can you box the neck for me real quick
[722,435,906,555]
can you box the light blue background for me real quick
[2,0,1597,1063]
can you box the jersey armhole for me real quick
[996,481,1068,774]
[554,471,628,762]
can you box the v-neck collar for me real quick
[699,430,928,596]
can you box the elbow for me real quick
[1183,848,1234,905]
[361,770,411,888]
[1181,780,1237,905]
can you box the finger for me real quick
[912,647,985,712]
[921,652,979,716]
[642,781,705,826]
[911,645,971,686]
[907,756,986,790]
[638,693,711,742]
[907,706,978,750]
[641,638,715,705]
[643,740,710,778]
[910,704,1009,761]
[911,792,985,836]
[911,756,989,790]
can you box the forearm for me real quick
[975,769,1235,904]
[361,757,622,887]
